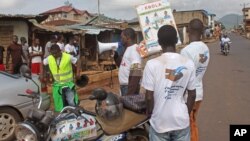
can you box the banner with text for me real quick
[136,0,181,57]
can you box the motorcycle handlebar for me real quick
[18,93,42,109]
[56,106,81,119]
[17,94,38,99]
[56,106,96,120]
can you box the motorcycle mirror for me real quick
[20,64,40,94]
[19,64,32,79]
[90,88,107,101]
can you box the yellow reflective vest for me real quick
[48,53,73,83]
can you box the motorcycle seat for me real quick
[96,109,149,135]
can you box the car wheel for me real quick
[0,108,22,141]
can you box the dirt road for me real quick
[199,33,250,141]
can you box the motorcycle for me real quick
[222,41,231,56]
[15,66,149,141]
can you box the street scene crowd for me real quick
[0,19,212,141]
[0,0,250,141]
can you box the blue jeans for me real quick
[120,85,128,96]
[149,126,190,141]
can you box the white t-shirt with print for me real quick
[29,46,42,63]
[118,44,141,85]
[142,53,196,133]
[180,41,210,101]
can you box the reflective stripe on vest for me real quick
[48,53,73,83]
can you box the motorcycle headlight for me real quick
[15,122,38,141]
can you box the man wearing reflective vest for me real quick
[43,44,79,112]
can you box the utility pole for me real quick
[98,0,100,23]
[237,15,239,27]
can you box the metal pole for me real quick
[237,15,238,27]
[98,0,100,23]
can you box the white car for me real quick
[0,71,50,141]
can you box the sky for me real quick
[0,0,249,20]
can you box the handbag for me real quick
[120,94,146,114]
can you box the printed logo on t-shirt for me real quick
[196,51,209,76]
[165,66,187,81]
[164,66,187,100]
[199,51,209,64]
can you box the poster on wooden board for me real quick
[136,0,181,57]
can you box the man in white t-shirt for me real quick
[220,33,231,52]
[57,34,65,51]
[65,36,77,78]
[44,35,57,58]
[118,28,142,96]
[180,19,210,141]
[65,37,77,57]
[29,38,43,75]
[142,25,196,141]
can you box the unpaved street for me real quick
[199,33,250,141]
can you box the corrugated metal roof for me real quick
[0,14,48,23]
[61,24,113,35]
[128,25,141,32]
[29,19,83,34]
[86,14,120,25]
[43,19,80,26]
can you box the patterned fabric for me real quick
[130,63,142,76]
[120,94,146,114]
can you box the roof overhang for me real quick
[29,19,83,34]
[61,24,113,35]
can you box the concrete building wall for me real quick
[174,11,208,26]
[245,9,250,19]
[44,11,91,23]
[0,21,29,45]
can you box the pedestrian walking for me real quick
[180,19,210,141]
[142,25,196,141]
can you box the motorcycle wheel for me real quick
[224,45,229,56]
[128,128,149,141]
[225,49,228,56]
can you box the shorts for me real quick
[31,63,41,74]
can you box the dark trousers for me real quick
[13,62,22,74]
